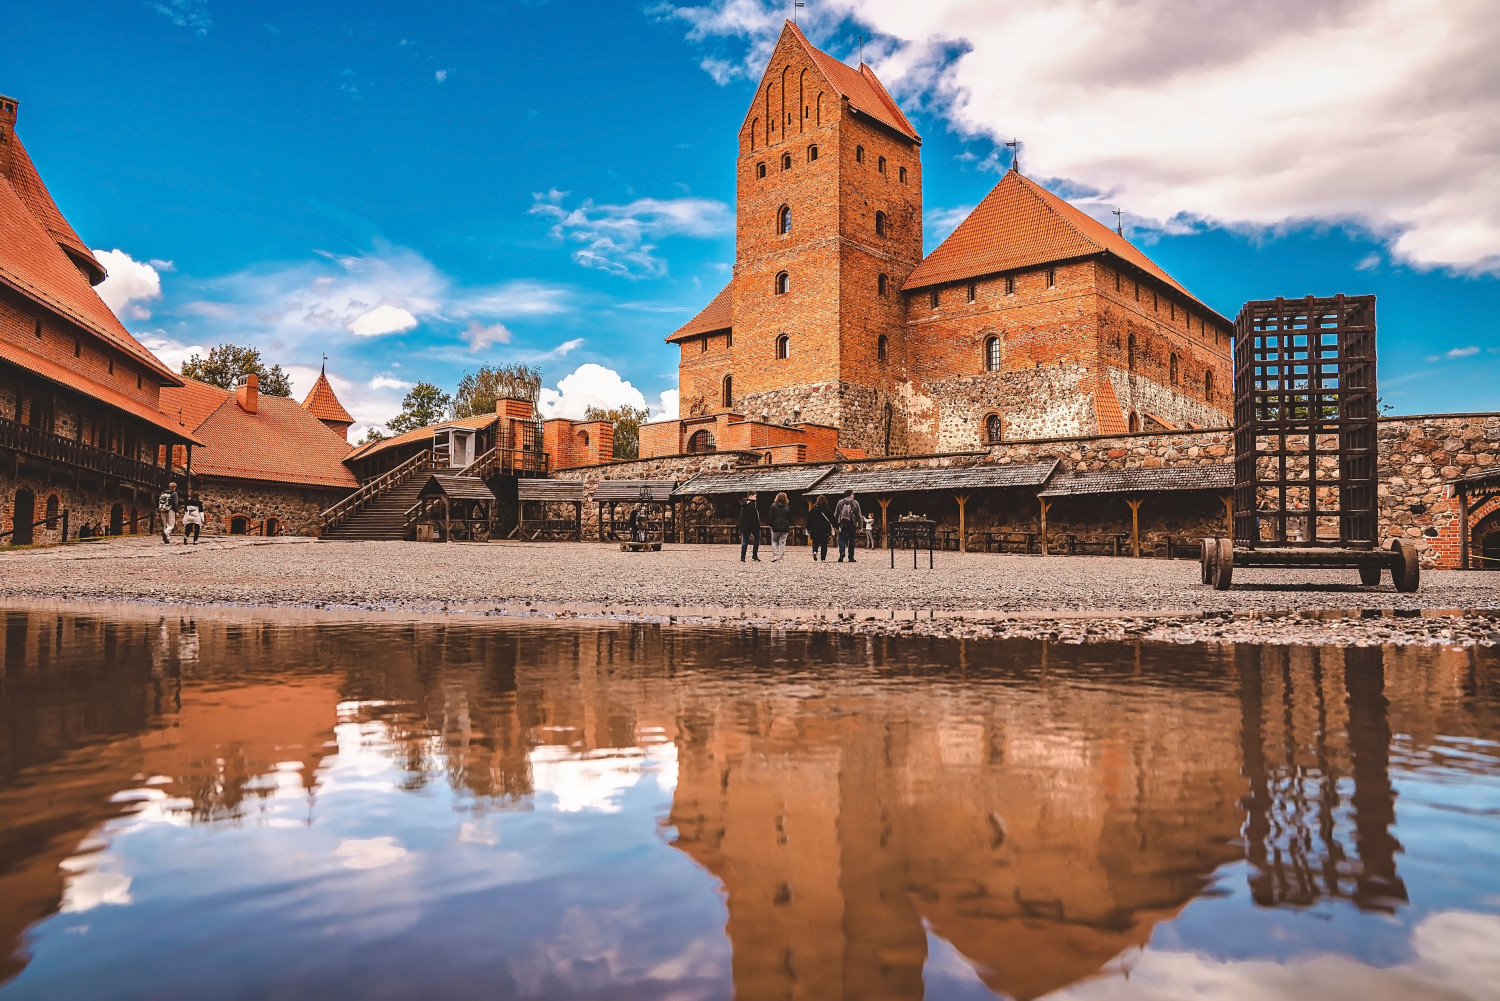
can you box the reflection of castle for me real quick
[1,613,1495,996]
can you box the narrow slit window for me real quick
[877,156,886,174]
[775,271,790,295]
[723,375,733,407]
[877,335,888,361]
[855,145,864,163]
[1004,275,1015,295]
[966,283,976,303]
[1046,268,1056,288]
[898,166,907,183]
[808,145,818,162]
[875,210,887,237]
[1169,353,1179,384]
[1205,370,1215,400]
[757,162,766,179]
[878,273,888,296]
[778,205,792,234]
[775,334,789,360]
[929,289,939,308]
[34,318,42,339]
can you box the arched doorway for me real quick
[229,515,250,535]
[44,494,59,529]
[1475,509,1500,571]
[687,429,717,454]
[264,517,281,537]
[11,489,35,546]
[109,503,124,536]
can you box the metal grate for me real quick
[1232,294,1378,548]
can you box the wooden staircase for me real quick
[319,477,430,541]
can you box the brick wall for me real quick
[0,471,159,544]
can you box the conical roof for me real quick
[301,366,354,425]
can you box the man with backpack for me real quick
[738,492,761,562]
[157,481,180,544]
[834,489,862,563]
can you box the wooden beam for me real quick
[1221,493,1234,541]
[1126,497,1143,557]
[877,497,891,539]
[955,493,969,553]
[1039,497,1051,556]
[1459,483,1470,571]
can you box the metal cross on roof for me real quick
[790,0,804,24]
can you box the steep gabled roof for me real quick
[160,377,357,489]
[5,133,106,285]
[904,170,1227,324]
[0,140,180,384]
[786,22,919,143]
[666,283,733,343]
[301,366,354,425]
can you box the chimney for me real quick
[235,373,259,414]
[0,95,18,182]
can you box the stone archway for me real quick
[229,515,250,535]
[109,503,124,537]
[11,489,35,546]
[1475,508,1500,571]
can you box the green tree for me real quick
[453,363,542,419]
[387,382,452,434]
[359,426,387,446]
[584,404,651,460]
[181,343,293,397]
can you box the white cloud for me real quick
[666,0,1500,273]
[652,389,680,421]
[1448,345,1480,358]
[435,69,449,83]
[462,320,512,351]
[348,303,419,337]
[151,0,211,34]
[455,279,573,320]
[551,337,584,357]
[137,330,206,374]
[538,363,649,420]
[531,190,733,278]
[369,374,413,392]
[93,249,165,321]
[924,205,974,247]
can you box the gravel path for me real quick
[2,536,1498,647]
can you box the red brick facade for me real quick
[646,21,1233,464]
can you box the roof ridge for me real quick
[1011,171,1105,257]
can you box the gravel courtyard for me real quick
[2,536,1498,646]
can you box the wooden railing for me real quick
[456,443,549,479]
[319,449,434,531]
[0,509,67,546]
[0,415,165,486]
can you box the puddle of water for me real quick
[1,607,1498,1000]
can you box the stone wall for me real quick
[1,469,160,545]
[189,477,347,537]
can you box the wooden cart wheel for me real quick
[1359,564,1382,586]
[1211,537,1234,591]
[1389,538,1421,593]
[1200,539,1215,585]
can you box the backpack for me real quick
[157,491,173,512]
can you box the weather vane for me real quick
[1112,208,1123,235]
[1005,140,1022,174]
[791,0,804,24]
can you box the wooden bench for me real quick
[977,531,1040,554]
[1062,534,1130,556]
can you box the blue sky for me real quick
[6,0,1497,435]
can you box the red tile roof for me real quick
[0,137,181,385]
[666,283,733,343]
[904,170,1227,323]
[5,135,106,285]
[160,377,358,489]
[1,337,200,441]
[787,23,919,144]
[344,412,501,464]
[301,367,353,425]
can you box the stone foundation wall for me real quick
[1,469,160,544]
[184,477,344,537]
[1106,368,1228,432]
[734,381,909,456]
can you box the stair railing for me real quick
[320,449,435,533]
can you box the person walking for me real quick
[157,481,180,544]
[768,492,792,562]
[807,495,833,561]
[834,489,862,563]
[182,492,205,544]
[738,492,761,562]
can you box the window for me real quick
[1152,292,1159,311]
[1134,282,1140,302]
[855,145,864,163]
[985,414,1003,443]
[688,429,717,454]
[966,283,976,303]
[877,335,888,361]
[985,336,1001,372]
[726,330,732,348]
[74,341,80,358]
[137,374,142,389]
[757,162,766,179]
[1169,353,1179,385]
[1127,333,1136,370]
[108,359,114,374]
[875,210,887,237]
[878,155,886,174]
[1046,268,1056,288]
[898,166,907,183]
[1115,272,1122,292]
[722,375,734,407]
[1004,275,1015,295]
[34,318,42,339]
[775,271,790,295]
[878,273,888,296]
[775,334,790,359]
[781,153,792,171]
[929,289,939,308]
[1205,369,1215,401]
[1170,301,1176,320]
[808,145,818,162]
[1128,411,1140,432]
[778,205,792,234]
[700,335,709,353]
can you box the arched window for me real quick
[985,414,1003,443]
[1169,353,1179,384]
[874,211,887,237]
[687,430,716,454]
[898,166,907,183]
[722,375,733,408]
[778,205,791,234]
[985,336,1001,372]
[775,334,790,359]
[878,155,886,174]
[808,145,818,162]
[855,145,865,163]
[781,153,792,171]
[877,273,888,296]
[756,162,766,179]
[1128,411,1140,432]
[1127,333,1137,370]
[877,335,888,361]
[775,271,790,295]
[966,283,976,303]
[1205,369,1215,400]
[44,494,59,530]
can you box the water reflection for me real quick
[0,608,1497,1000]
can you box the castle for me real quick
[641,22,1234,462]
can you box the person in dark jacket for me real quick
[738,493,761,562]
[767,492,793,562]
[834,489,862,563]
[807,496,833,561]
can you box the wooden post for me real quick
[442,496,451,541]
[1126,497,1143,557]
[575,500,582,541]
[878,497,891,540]
[1039,497,1051,555]
[1221,493,1234,541]
[517,498,525,539]
[1458,483,1469,571]
[955,493,969,552]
